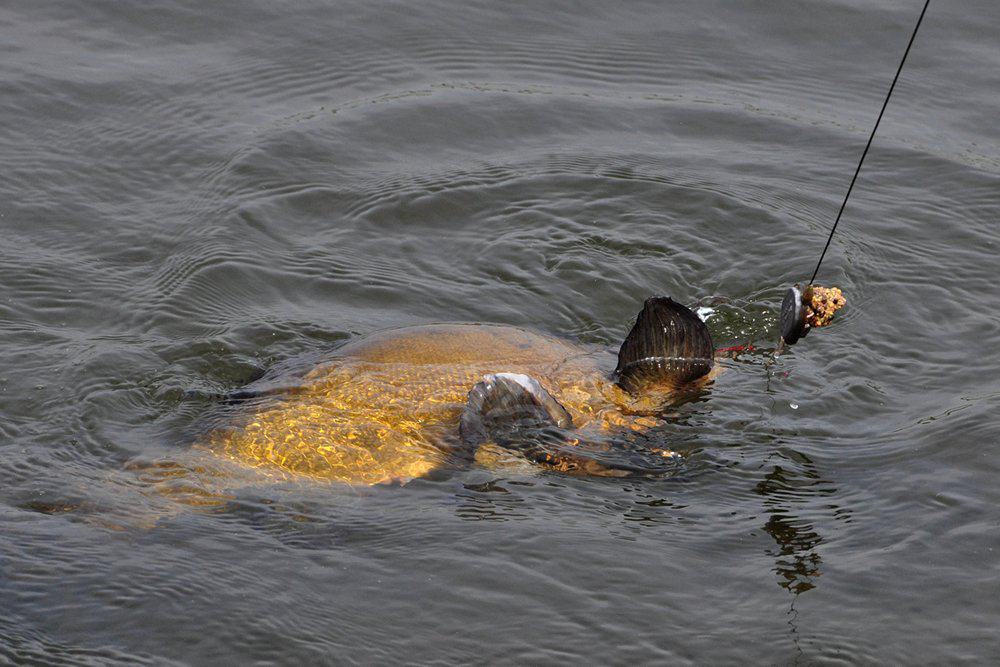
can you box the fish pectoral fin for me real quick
[459,373,573,448]
[459,373,677,477]
[523,437,679,477]
[516,439,631,477]
[615,296,714,394]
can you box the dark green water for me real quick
[2,0,999,663]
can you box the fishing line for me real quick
[809,0,931,284]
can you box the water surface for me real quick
[2,0,999,663]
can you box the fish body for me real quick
[206,324,658,485]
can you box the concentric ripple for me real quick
[2,0,1000,662]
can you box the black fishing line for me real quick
[809,0,931,284]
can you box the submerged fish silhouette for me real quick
[206,292,841,485]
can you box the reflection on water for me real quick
[456,479,533,522]
[755,449,836,595]
[763,511,823,594]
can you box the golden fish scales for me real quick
[204,324,664,486]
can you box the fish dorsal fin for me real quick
[614,296,714,394]
[460,373,573,447]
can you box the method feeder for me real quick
[780,0,930,345]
